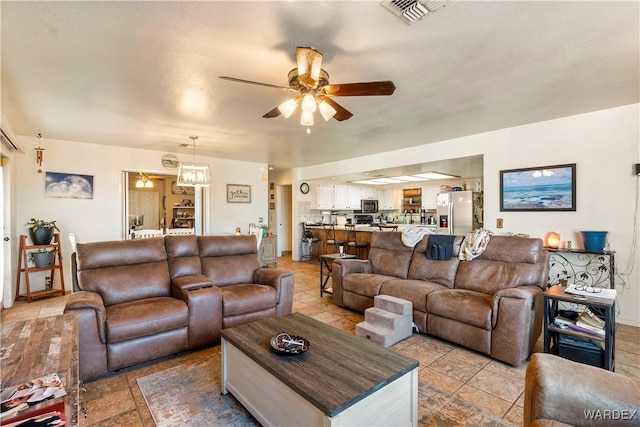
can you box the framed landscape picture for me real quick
[500,163,576,211]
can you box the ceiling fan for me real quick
[219,47,396,132]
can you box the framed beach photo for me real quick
[500,163,576,211]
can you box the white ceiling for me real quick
[2,1,638,178]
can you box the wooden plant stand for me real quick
[16,233,65,302]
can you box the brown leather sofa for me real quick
[525,353,640,426]
[332,232,549,366]
[64,234,294,381]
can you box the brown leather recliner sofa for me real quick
[64,234,294,381]
[332,232,549,366]
[524,353,640,426]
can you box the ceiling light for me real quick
[300,110,314,129]
[318,100,337,121]
[413,172,459,180]
[135,173,153,188]
[301,94,317,113]
[393,175,428,181]
[278,99,298,118]
[177,135,211,187]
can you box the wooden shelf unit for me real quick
[16,233,66,302]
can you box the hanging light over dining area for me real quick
[177,135,211,187]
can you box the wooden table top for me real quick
[221,312,418,417]
[1,314,79,426]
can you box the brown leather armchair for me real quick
[525,353,640,426]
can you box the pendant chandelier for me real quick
[177,135,211,187]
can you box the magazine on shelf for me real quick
[564,285,616,300]
[0,373,66,424]
[553,315,605,337]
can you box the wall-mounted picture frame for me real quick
[172,181,195,195]
[270,194,274,200]
[500,163,576,211]
[227,184,251,203]
[269,182,275,190]
[270,202,275,210]
[45,171,94,199]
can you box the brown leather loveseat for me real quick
[64,234,294,380]
[332,232,549,366]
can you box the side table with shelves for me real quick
[16,233,66,303]
[543,285,616,371]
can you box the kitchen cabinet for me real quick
[380,188,399,210]
[402,188,421,213]
[333,185,349,209]
[421,185,440,209]
[334,185,361,210]
[361,187,379,200]
[260,236,277,267]
[314,183,335,209]
[348,186,362,209]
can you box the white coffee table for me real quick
[221,312,418,426]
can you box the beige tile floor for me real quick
[2,254,639,426]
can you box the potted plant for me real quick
[28,247,59,268]
[25,218,60,245]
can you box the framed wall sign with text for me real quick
[227,184,251,203]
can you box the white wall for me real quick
[10,136,267,303]
[295,104,640,326]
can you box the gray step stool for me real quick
[356,295,413,348]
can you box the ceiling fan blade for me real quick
[296,47,323,88]
[219,76,296,92]
[324,98,353,121]
[263,106,282,119]
[324,81,396,97]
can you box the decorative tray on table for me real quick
[270,332,310,355]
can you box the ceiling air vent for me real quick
[381,0,447,25]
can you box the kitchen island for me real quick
[304,224,437,259]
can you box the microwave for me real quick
[361,199,379,213]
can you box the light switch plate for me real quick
[496,218,503,229]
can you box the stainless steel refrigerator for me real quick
[436,191,483,235]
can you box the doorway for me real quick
[123,171,203,238]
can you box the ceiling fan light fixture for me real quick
[318,100,337,121]
[278,98,298,118]
[300,111,314,127]
[301,94,317,113]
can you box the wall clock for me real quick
[161,154,179,169]
[300,182,310,194]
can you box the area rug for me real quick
[137,355,516,427]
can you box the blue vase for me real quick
[581,231,608,253]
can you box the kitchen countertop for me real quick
[305,224,437,232]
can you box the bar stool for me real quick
[378,224,399,231]
[301,223,319,261]
[345,224,369,258]
[322,223,343,254]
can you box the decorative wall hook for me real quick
[35,133,45,173]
